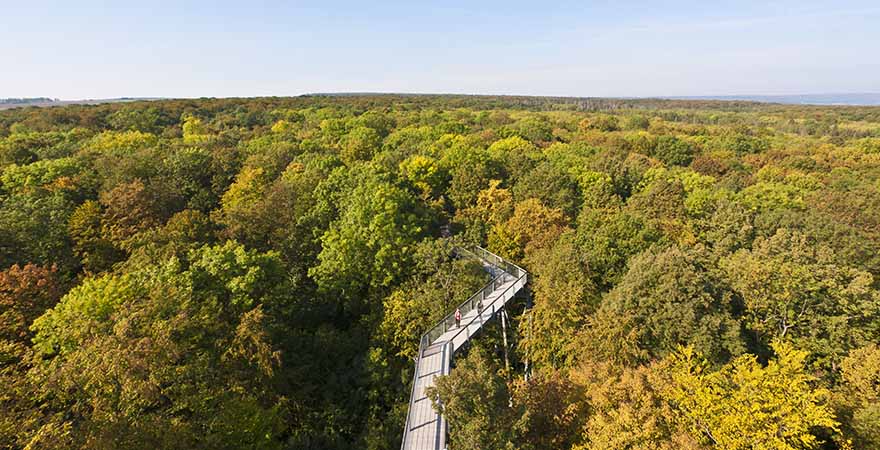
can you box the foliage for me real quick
[0,189,78,271]
[378,240,486,359]
[0,264,65,447]
[723,229,880,368]
[666,341,839,449]
[487,136,541,182]
[399,154,446,198]
[488,198,567,261]
[570,360,699,450]
[595,245,745,364]
[28,242,291,449]
[512,161,581,218]
[510,372,586,450]
[0,94,879,449]
[575,208,663,290]
[834,345,880,448]
[1,157,84,193]
[651,135,697,166]
[340,126,382,164]
[428,347,513,450]
[0,264,64,360]
[68,200,123,273]
[310,175,430,308]
[519,233,598,369]
[99,178,177,249]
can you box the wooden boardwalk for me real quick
[401,249,527,450]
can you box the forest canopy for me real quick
[1,94,880,449]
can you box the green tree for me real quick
[68,200,123,273]
[512,161,581,218]
[444,143,499,210]
[723,229,880,368]
[595,245,745,364]
[428,347,513,450]
[162,146,218,211]
[651,135,697,166]
[310,176,430,311]
[580,114,620,132]
[0,189,77,271]
[488,136,541,183]
[379,240,487,359]
[399,154,447,199]
[575,208,663,290]
[341,126,382,164]
[1,157,85,194]
[29,242,291,449]
[511,116,554,143]
[214,166,271,247]
[520,233,598,370]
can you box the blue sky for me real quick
[2,0,879,99]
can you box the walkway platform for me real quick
[400,248,527,450]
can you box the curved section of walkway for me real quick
[400,247,527,450]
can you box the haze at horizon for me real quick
[3,0,879,100]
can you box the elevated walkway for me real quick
[400,247,528,450]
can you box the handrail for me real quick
[457,247,526,280]
[403,247,506,450]
[399,334,426,450]
[420,247,523,348]
[443,268,527,350]
[401,246,527,450]
[423,271,505,345]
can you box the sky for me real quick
[2,0,879,99]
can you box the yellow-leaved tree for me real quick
[666,341,838,450]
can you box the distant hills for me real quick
[311,92,880,106]
[3,93,879,110]
[663,93,880,106]
[0,97,59,105]
[0,97,159,110]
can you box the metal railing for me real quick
[400,246,528,450]
[458,246,526,281]
[442,262,527,352]
[421,247,525,347]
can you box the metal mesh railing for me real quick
[421,247,524,347]
[423,271,508,345]
[401,246,527,450]
[457,246,525,280]
[442,269,527,357]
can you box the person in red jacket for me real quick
[455,308,462,328]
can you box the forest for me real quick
[1,94,879,449]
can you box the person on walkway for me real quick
[455,308,462,328]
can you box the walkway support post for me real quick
[501,307,510,375]
[501,307,512,407]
